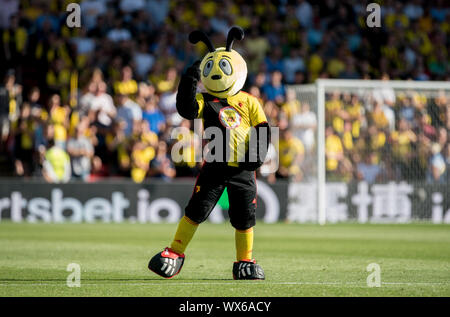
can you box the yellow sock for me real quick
[170,216,199,254]
[235,228,254,261]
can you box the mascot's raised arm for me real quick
[149,26,270,280]
[176,27,248,118]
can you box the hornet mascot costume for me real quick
[149,26,270,280]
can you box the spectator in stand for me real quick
[373,74,396,130]
[245,26,270,74]
[437,127,448,152]
[133,41,155,80]
[390,118,418,179]
[277,128,305,181]
[47,94,69,149]
[427,142,446,183]
[3,69,22,126]
[418,112,437,141]
[159,84,178,117]
[142,96,165,135]
[42,139,71,183]
[252,72,267,91]
[88,155,109,181]
[291,101,317,154]
[146,0,170,26]
[130,138,155,183]
[357,152,382,184]
[106,18,132,43]
[136,81,155,107]
[280,89,301,121]
[398,96,416,123]
[80,0,108,31]
[295,0,314,29]
[282,48,305,84]
[90,81,116,127]
[114,66,138,97]
[264,48,284,73]
[173,119,199,177]
[71,27,95,56]
[370,100,390,130]
[325,126,344,175]
[116,93,141,136]
[35,123,54,164]
[149,140,176,180]
[28,87,42,110]
[155,67,178,94]
[67,123,94,181]
[13,102,34,176]
[338,57,360,79]
[79,81,97,117]
[262,70,285,104]
[0,77,10,144]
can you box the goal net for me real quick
[287,79,450,224]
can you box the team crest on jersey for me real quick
[219,106,241,129]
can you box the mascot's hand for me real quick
[241,145,263,171]
[185,60,201,81]
[176,60,202,120]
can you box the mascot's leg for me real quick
[148,165,225,278]
[235,227,254,261]
[170,215,199,255]
[228,170,265,280]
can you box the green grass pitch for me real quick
[0,222,449,297]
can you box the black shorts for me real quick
[185,163,257,230]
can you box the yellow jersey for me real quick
[195,91,268,166]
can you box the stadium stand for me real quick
[0,0,448,184]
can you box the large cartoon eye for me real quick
[203,60,213,77]
[219,58,232,75]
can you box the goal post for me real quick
[288,79,450,225]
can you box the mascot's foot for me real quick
[232,259,265,280]
[148,247,185,279]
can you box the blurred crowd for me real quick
[321,86,450,184]
[0,0,448,184]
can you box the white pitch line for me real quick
[385,282,448,286]
[0,281,448,287]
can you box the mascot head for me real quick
[189,26,247,99]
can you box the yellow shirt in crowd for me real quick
[326,134,343,171]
